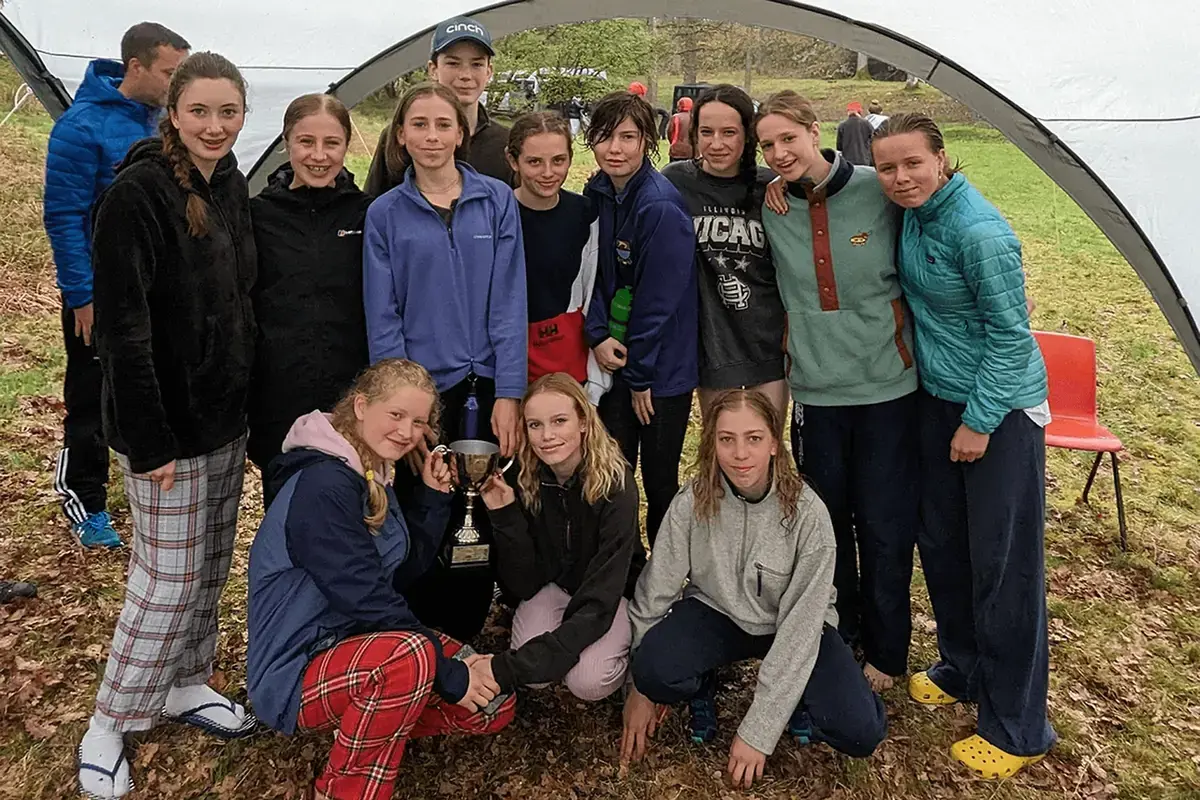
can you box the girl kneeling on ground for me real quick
[247,360,515,800]
[621,389,886,790]
[477,373,644,700]
[870,113,1054,779]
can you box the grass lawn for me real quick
[2,80,1199,799]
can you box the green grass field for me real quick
[1,73,1199,799]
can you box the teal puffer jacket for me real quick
[898,173,1046,434]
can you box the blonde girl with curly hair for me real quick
[247,359,515,800]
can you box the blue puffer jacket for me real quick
[898,172,1047,434]
[44,59,160,309]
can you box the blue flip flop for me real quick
[162,698,258,740]
[77,744,133,799]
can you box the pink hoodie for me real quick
[281,411,390,486]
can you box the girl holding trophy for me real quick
[247,360,515,800]
[477,373,644,701]
[363,82,528,641]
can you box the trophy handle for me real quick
[499,456,515,474]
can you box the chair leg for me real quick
[1111,451,1128,551]
[1081,452,1104,503]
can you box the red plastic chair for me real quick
[1034,331,1128,549]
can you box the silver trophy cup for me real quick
[432,439,514,568]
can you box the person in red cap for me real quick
[836,101,875,166]
[625,82,670,138]
[667,96,694,161]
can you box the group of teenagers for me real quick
[45,15,1056,800]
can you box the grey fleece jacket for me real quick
[629,479,838,756]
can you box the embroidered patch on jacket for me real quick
[850,231,869,246]
[615,240,632,263]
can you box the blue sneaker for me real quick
[73,511,123,549]
[688,672,718,744]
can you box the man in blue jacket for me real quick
[43,22,189,548]
[584,91,698,547]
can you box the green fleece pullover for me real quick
[763,153,918,406]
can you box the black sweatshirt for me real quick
[91,138,256,473]
[836,115,875,167]
[662,160,786,389]
[247,165,373,472]
[486,465,644,693]
[364,103,514,196]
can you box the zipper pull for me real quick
[756,564,763,597]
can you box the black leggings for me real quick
[598,378,692,547]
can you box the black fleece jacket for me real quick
[247,165,373,471]
[486,465,644,693]
[91,138,256,473]
[363,103,514,196]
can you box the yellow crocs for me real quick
[951,734,1046,779]
[908,671,958,705]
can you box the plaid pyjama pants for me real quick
[297,631,517,800]
[92,435,247,731]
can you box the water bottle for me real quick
[609,286,633,344]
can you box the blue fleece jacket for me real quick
[247,448,463,734]
[584,159,698,396]
[43,59,160,309]
[363,163,528,397]
[898,172,1047,434]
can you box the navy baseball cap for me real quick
[430,16,495,58]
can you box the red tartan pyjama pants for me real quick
[297,630,515,800]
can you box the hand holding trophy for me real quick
[430,439,515,569]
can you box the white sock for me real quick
[78,717,130,798]
[165,683,248,729]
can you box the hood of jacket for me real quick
[74,59,140,109]
[281,410,366,473]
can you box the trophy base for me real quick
[442,542,491,570]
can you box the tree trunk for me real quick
[681,21,699,85]
[743,38,753,95]
[647,18,659,106]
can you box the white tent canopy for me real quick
[4,0,1198,373]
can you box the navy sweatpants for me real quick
[631,597,886,757]
[917,389,1056,756]
[790,392,918,676]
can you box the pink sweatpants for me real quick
[510,583,631,701]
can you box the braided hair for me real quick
[688,84,761,211]
[329,360,441,531]
[158,52,247,237]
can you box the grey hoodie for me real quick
[629,479,838,756]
